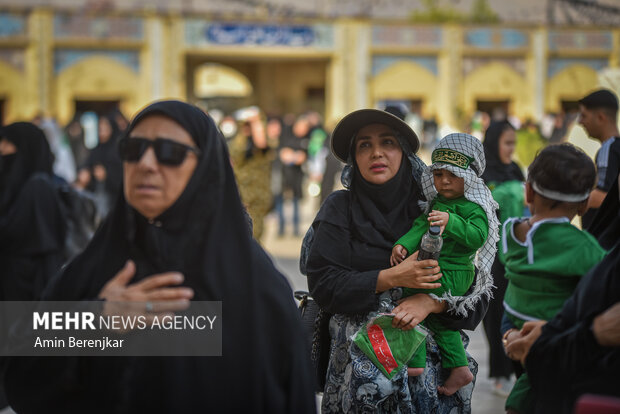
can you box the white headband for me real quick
[531,181,590,202]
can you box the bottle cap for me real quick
[429,225,441,236]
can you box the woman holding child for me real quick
[306,109,493,412]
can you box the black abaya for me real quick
[5,101,315,413]
[0,123,66,301]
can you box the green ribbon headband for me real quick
[431,148,474,170]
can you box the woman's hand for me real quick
[390,245,407,266]
[428,210,449,234]
[99,260,195,331]
[391,294,447,330]
[592,302,620,346]
[504,320,546,364]
[377,251,442,293]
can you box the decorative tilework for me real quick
[54,49,140,74]
[464,28,528,49]
[185,20,333,48]
[548,31,612,51]
[547,58,609,78]
[372,55,438,76]
[372,25,442,48]
[0,13,26,38]
[54,13,143,40]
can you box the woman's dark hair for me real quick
[528,143,596,204]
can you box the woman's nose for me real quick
[137,147,158,169]
[371,144,382,157]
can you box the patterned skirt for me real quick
[321,291,477,413]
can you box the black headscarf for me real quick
[312,130,423,253]
[481,120,524,185]
[349,153,420,250]
[5,101,315,413]
[0,122,54,215]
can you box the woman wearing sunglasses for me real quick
[5,100,316,413]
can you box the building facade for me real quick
[0,7,618,127]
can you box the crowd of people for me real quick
[0,87,618,413]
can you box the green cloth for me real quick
[353,315,427,379]
[502,218,606,326]
[505,373,536,414]
[395,196,488,368]
[487,180,525,265]
[408,317,467,368]
[307,128,327,158]
[515,128,546,168]
[488,180,525,226]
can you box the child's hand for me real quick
[428,210,449,234]
[390,245,407,267]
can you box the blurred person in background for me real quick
[319,122,342,207]
[75,114,123,217]
[480,120,525,396]
[266,116,284,215]
[64,116,90,169]
[275,114,308,237]
[230,106,274,242]
[577,89,620,231]
[0,122,66,301]
[515,119,546,168]
[306,110,328,187]
[39,116,76,184]
[218,115,238,143]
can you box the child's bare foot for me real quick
[437,366,473,396]
[407,367,424,377]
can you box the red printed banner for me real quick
[367,324,398,374]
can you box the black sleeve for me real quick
[525,314,604,394]
[306,220,380,315]
[431,278,490,331]
[596,139,620,191]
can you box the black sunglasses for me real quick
[118,137,201,166]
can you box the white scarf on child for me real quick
[420,133,500,317]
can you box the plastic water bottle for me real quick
[417,225,443,261]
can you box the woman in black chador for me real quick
[480,120,524,393]
[76,114,123,216]
[5,101,316,413]
[0,122,66,301]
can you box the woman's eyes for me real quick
[357,137,396,149]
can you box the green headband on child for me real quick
[431,148,474,170]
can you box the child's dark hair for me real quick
[527,143,596,206]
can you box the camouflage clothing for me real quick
[230,131,274,242]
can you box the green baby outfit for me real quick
[395,195,488,368]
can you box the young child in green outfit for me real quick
[500,143,606,414]
[390,133,499,396]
